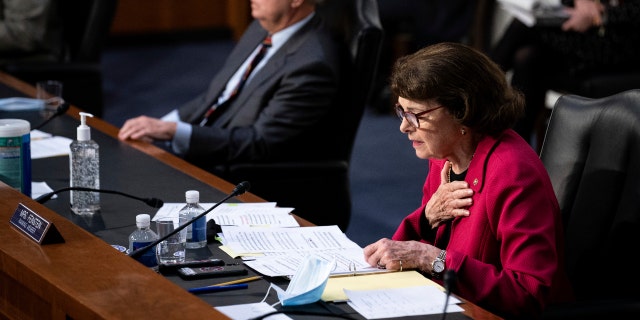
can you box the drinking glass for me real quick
[36,80,64,114]
[155,218,186,264]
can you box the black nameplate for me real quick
[9,203,64,245]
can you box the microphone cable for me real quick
[128,181,250,259]
[441,269,456,320]
[35,186,164,208]
[32,101,71,131]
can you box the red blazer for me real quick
[393,130,573,318]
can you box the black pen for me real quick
[187,283,248,294]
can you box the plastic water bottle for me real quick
[69,112,100,214]
[178,190,207,248]
[129,214,158,267]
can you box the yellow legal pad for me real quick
[321,270,443,302]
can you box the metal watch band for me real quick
[438,249,447,261]
[431,249,447,278]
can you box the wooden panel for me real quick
[226,0,252,40]
[110,0,250,40]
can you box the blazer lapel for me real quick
[214,15,321,126]
[196,21,269,119]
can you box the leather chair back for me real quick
[59,0,118,62]
[551,72,640,100]
[540,89,640,318]
[317,0,383,161]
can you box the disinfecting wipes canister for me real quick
[0,119,31,197]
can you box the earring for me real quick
[461,128,466,135]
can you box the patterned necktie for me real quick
[199,35,273,126]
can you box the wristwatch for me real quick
[431,250,447,277]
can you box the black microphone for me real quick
[128,181,250,259]
[441,269,456,320]
[32,101,70,130]
[35,187,164,208]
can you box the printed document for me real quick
[220,225,388,277]
[153,202,299,227]
[221,225,360,253]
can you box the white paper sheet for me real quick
[152,202,299,227]
[215,302,292,320]
[221,225,360,254]
[345,286,463,319]
[30,135,72,159]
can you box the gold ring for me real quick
[399,260,403,272]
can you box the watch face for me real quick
[433,260,445,273]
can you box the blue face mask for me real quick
[270,254,334,306]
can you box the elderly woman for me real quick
[363,42,573,319]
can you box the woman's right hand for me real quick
[424,161,473,228]
[363,238,439,273]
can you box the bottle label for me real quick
[191,216,207,243]
[0,133,31,197]
[132,241,157,267]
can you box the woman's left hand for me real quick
[363,238,439,273]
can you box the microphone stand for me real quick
[441,269,456,320]
[35,186,164,208]
[128,181,250,259]
[33,102,70,131]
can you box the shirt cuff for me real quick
[172,121,191,155]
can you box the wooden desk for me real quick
[0,182,228,319]
[0,71,501,320]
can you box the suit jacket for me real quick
[177,15,352,174]
[393,130,573,319]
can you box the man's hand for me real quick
[118,116,177,143]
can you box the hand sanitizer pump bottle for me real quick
[70,112,100,215]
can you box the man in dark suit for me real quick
[118,0,351,176]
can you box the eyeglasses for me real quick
[394,103,444,128]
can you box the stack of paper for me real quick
[30,129,73,159]
[220,225,388,277]
[209,214,467,318]
[152,202,298,227]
